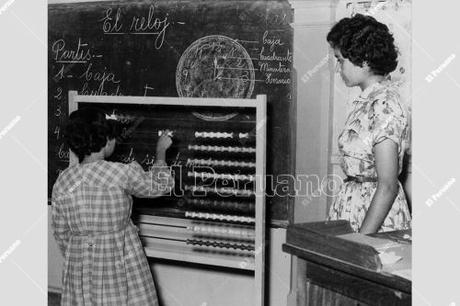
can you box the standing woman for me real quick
[327,14,411,233]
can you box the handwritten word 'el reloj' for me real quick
[99,5,170,50]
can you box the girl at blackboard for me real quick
[326,14,411,234]
[51,108,173,305]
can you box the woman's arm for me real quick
[404,171,412,208]
[359,139,399,234]
[402,153,412,209]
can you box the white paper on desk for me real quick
[378,251,402,265]
[338,233,400,252]
[392,269,412,281]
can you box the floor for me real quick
[48,292,61,306]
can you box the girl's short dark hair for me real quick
[327,14,398,76]
[63,107,120,162]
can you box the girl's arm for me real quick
[51,192,70,257]
[125,160,174,198]
[359,139,399,234]
[125,133,174,197]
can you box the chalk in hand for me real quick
[105,112,118,121]
[158,130,174,137]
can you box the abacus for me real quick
[68,91,267,306]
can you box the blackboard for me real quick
[48,0,294,223]
[77,101,259,214]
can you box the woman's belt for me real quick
[344,176,378,183]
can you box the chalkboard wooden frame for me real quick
[69,91,267,306]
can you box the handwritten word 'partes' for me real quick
[52,38,92,63]
[99,5,170,50]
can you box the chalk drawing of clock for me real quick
[176,35,256,121]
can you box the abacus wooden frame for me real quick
[68,91,267,306]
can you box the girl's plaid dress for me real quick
[52,160,174,305]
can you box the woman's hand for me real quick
[156,130,173,161]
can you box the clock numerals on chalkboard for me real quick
[241,71,249,83]
[235,58,245,68]
[176,35,256,121]
[54,126,60,140]
[54,87,63,100]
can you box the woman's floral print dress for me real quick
[328,81,411,232]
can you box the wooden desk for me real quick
[283,221,411,306]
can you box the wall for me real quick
[287,1,336,305]
[290,0,336,223]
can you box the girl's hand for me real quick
[156,130,173,161]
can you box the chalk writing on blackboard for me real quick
[176,35,256,121]
[57,143,69,161]
[118,116,145,141]
[51,38,92,63]
[79,63,121,94]
[176,35,256,99]
[99,5,170,50]
[262,31,284,51]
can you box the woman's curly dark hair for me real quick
[63,107,120,162]
[327,14,398,76]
